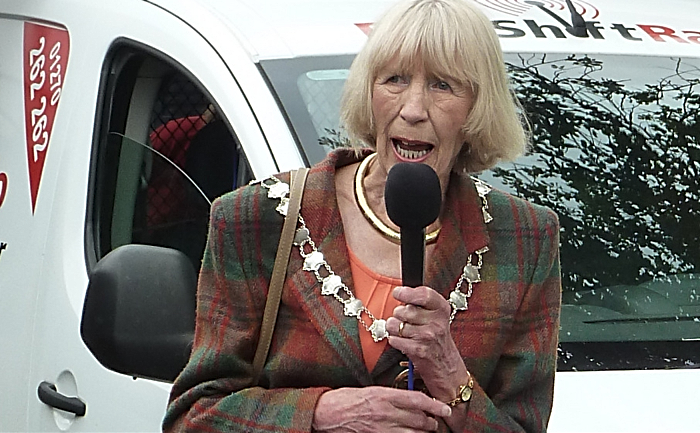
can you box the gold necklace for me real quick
[354,153,440,245]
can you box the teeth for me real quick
[395,141,430,160]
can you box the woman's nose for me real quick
[399,83,429,124]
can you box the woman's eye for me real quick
[387,75,404,84]
[434,80,452,91]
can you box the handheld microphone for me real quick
[385,162,442,390]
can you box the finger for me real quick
[386,317,408,337]
[393,286,446,312]
[387,334,412,355]
[386,399,440,431]
[394,319,428,340]
[392,390,452,420]
[393,303,435,327]
[389,330,450,363]
[398,413,440,432]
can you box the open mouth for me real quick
[392,138,433,161]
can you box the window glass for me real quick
[91,45,252,272]
[262,56,354,165]
[262,54,700,371]
[496,53,700,370]
[297,69,349,147]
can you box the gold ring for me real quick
[398,321,405,338]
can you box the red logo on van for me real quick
[0,172,7,209]
[355,23,373,36]
[23,22,70,214]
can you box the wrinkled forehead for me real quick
[374,47,470,84]
[370,28,473,86]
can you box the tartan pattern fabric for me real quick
[163,149,561,433]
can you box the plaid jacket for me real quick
[163,149,561,433]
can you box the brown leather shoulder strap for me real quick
[252,167,310,385]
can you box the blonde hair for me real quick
[341,0,529,173]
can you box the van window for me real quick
[261,53,700,371]
[495,53,700,371]
[88,44,252,271]
[262,55,354,166]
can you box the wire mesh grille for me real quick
[147,73,211,229]
[122,72,220,269]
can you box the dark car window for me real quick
[88,43,253,272]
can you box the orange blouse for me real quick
[347,248,402,371]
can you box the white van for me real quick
[1,0,699,431]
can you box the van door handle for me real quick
[37,381,86,417]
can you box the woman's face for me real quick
[371,57,474,191]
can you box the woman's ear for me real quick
[460,139,471,155]
[452,142,471,174]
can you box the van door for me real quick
[18,1,278,431]
[0,14,53,430]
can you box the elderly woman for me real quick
[163,0,561,432]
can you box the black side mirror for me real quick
[80,244,196,382]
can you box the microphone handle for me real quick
[400,227,426,391]
[401,228,425,288]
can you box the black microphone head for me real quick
[385,162,442,230]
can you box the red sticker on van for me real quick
[0,172,7,209]
[355,23,373,36]
[23,22,70,214]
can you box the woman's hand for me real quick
[387,286,469,401]
[312,386,451,432]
